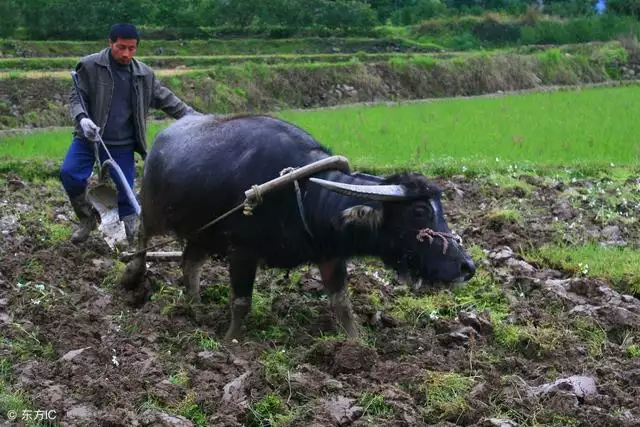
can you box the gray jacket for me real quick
[70,47,196,157]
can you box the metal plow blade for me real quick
[86,183,127,249]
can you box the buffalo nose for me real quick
[461,258,476,280]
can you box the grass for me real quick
[358,392,394,419]
[247,393,296,427]
[627,344,640,358]
[141,391,208,425]
[278,85,640,169]
[0,358,33,426]
[0,123,168,160]
[414,370,477,422]
[2,85,640,175]
[259,347,294,388]
[524,243,640,295]
[486,208,522,226]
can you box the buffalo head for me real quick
[310,172,476,291]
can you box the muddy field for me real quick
[1,170,639,427]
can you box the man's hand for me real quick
[80,117,100,141]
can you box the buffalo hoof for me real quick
[126,277,154,309]
[120,258,146,291]
[343,324,361,342]
[224,330,242,342]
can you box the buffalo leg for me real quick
[181,241,208,303]
[319,259,359,339]
[225,249,258,340]
[120,218,149,290]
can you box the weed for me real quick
[169,368,190,387]
[114,311,140,335]
[368,290,384,310]
[7,323,56,361]
[21,259,43,281]
[626,344,640,358]
[465,244,488,263]
[176,392,208,426]
[259,348,294,387]
[43,221,72,244]
[254,326,287,342]
[412,370,476,422]
[14,281,56,311]
[487,208,522,226]
[0,358,34,421]
[200,283,230,305]
[572,317,607,358]
[549,414,580,425]
[390,293,456,325]
[198,335,221,351]
[315,331,348,342]
[150,283,186,315]
[157,329,222,360]
[141,391,208,426]
[247,393,295,427]
[453,269,510,317]
[358,392,394,419]
[100,261,127,289]
[493,319,566,359]
[486,172,534,195]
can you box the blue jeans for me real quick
[60,137,137,218]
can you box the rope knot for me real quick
[243,184,263,216]
[280,166,296,176]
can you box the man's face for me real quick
[109,38,138,65]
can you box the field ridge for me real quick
[1,43,635,130]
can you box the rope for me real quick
[416,228,460,255]
[122,202,246,260]
[122,165,314,260]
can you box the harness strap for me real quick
[280,167,314,238]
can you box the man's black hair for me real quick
[109,23,140,42]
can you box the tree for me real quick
[607,0,640,17]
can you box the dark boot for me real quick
[122,214,139,245]
[70,193,98,243]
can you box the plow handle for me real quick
[102,159,141,216]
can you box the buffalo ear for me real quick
[337,205,383,230]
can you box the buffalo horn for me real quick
[309,177,408,201]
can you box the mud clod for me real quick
[139,409,195,427]
[323,396,364,425]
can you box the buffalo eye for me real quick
[413,205,431,218]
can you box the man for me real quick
[60,23,199,245]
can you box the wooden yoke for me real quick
[243,155,351,215]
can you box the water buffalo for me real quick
[120,114,476,340]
